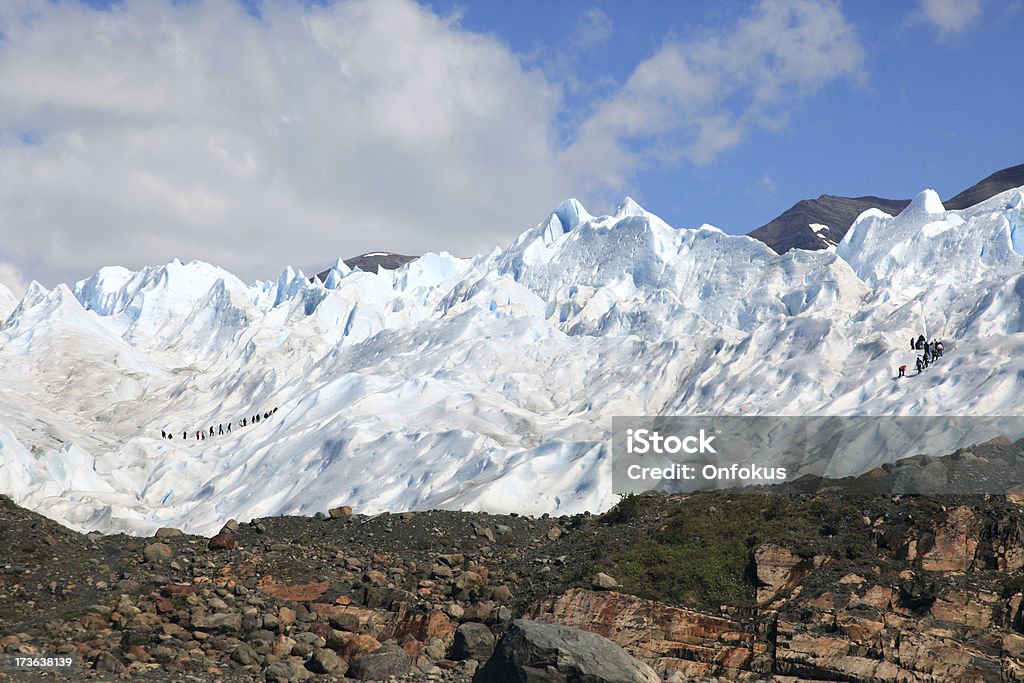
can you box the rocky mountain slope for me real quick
[749,162,1024,253]
[3,437,1024,681]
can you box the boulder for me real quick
[142,543,173,563]
[437,553,464,567]
[474,619,660,683]
[307,647,347,675]
[454,570,483,591]
[231,643,260,666]
[92,652,125,673]
[264,661,297,682]
[259,576,328,602]
[329,611,361,633]
[192,612,241,632]
[492,584,514,602]
[154,527,184,539]
[451,622,495,661]
[347,644,413,680]
[208,533,237,551]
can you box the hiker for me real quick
[227,423,231,433]
[209,425,214,437]
[183,431,187,440]
[161,429,166,439]
[219,424,224,435]
[916,357,923,373]
[910,337,915,350]
[196,431,200,441]
[916,334,926,350]
[898,365,906,378]
[263,412,269,420]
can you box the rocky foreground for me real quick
[4,439,1024,681]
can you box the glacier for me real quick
[1,190,1023,535]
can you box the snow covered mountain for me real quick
[1,188,1023,536]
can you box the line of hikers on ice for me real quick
[897,334,944,378]
[157,407,278,441]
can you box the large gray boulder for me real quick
[347,644,413,680]
[474,619,661,683]
[452,621,495,661]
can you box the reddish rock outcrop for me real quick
[919,506,980,572]
[525,581,1023,682]
[753,544,829,606]
[525,588,769,679]
[257,576,329,602]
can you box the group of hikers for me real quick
[897,334,944,378]
[158,407,279,441]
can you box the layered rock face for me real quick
[522,503,1024,682]
[527,588,770,680]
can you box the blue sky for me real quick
[0,0,1021,290]
[435,0,1024,230]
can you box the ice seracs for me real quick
[838,188,1024,295]
[2,188,1024,535]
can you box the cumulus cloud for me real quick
[913,0,986,37]
[0,0,865,287]
[568,0,864,182]
[0,0,574,285]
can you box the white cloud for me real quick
[913,0,986,37]
[0,0,865,287]
[568,0,865,180]
[0,0,574,285]
[572,8,614,51]
[0,260,28,299]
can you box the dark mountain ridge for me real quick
[748,162,1024,254]
[313,251,417,282]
